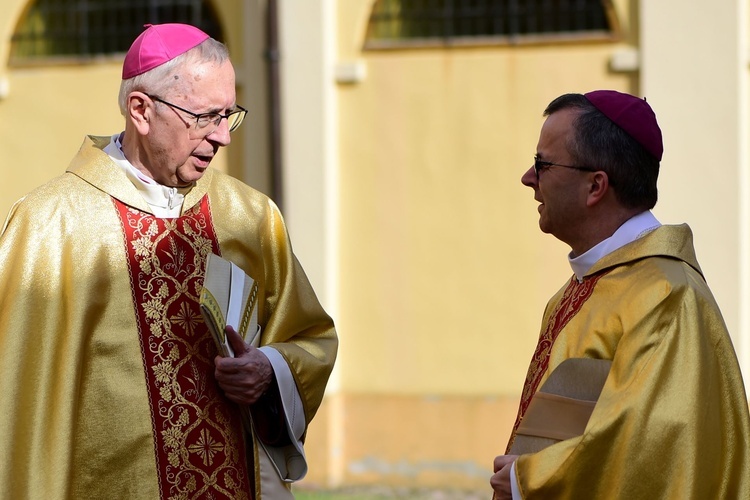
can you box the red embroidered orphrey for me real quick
[505,272,608,453]
[115,197,252,500]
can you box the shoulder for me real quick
[1,171,121,246]
[596,255,714,319]
[206,169,281,220]
[5,173,86,220]
[208,169,267,196]
[591,224,703,278]
[597,254,727,348]
[590,223,709,299]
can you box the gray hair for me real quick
[544,93,659,211]
[118,37,230,115]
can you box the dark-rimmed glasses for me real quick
[145,93,247,136]
[533,155,597,180]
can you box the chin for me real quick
[537,218,550,234]
[177,169,207,186]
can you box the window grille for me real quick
[10,0,223,63]
[366,0,616,48]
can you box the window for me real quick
[10,0,223,64]
[365,0,618,49]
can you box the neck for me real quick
[120,132,190,188]
[569,207,643,257]
[119,132,152,181]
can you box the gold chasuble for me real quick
[0,136,337,499]
[507,225,750,499]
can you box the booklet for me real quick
[199,253,261,357]
[510,358,612,455]
[199,253,261,431]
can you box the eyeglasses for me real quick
[145,94,247,137]
[533,155,597,180]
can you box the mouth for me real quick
[193,154,213,168]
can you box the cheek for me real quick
[539,192,566,222]
[171,139,198,163]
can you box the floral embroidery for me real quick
[116,197,250,499]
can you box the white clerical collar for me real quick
[103,133,191,218]
[569,210,661,281]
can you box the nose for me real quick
[521,165,537,188]
[206,117,232,146]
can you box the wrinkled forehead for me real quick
[168,60,237,107]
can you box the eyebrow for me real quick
[199,102,238,115]
[203,106,233,115]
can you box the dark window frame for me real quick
[364,0,620,51]
[9,0,224,67]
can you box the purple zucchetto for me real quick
[584,90,663,161]
[122,23,209,79]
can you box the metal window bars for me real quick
[366,0,614,46]
[10,0,223,61]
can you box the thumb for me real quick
[225,325,250,356]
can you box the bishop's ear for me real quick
[127,92,152,135]
[585,170,610,207]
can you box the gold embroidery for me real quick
[118,201,250,500]
[188,428,226,466]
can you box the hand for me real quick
[214,326,273,405]
[490,454,518,500]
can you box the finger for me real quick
[489,471,503,492]
[225,325,250,356]
[493,454,516,472]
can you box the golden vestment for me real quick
[510,224,750,499]
[0,136,338,499]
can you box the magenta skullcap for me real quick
[122,23,209,79]
[584,90,663,161]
